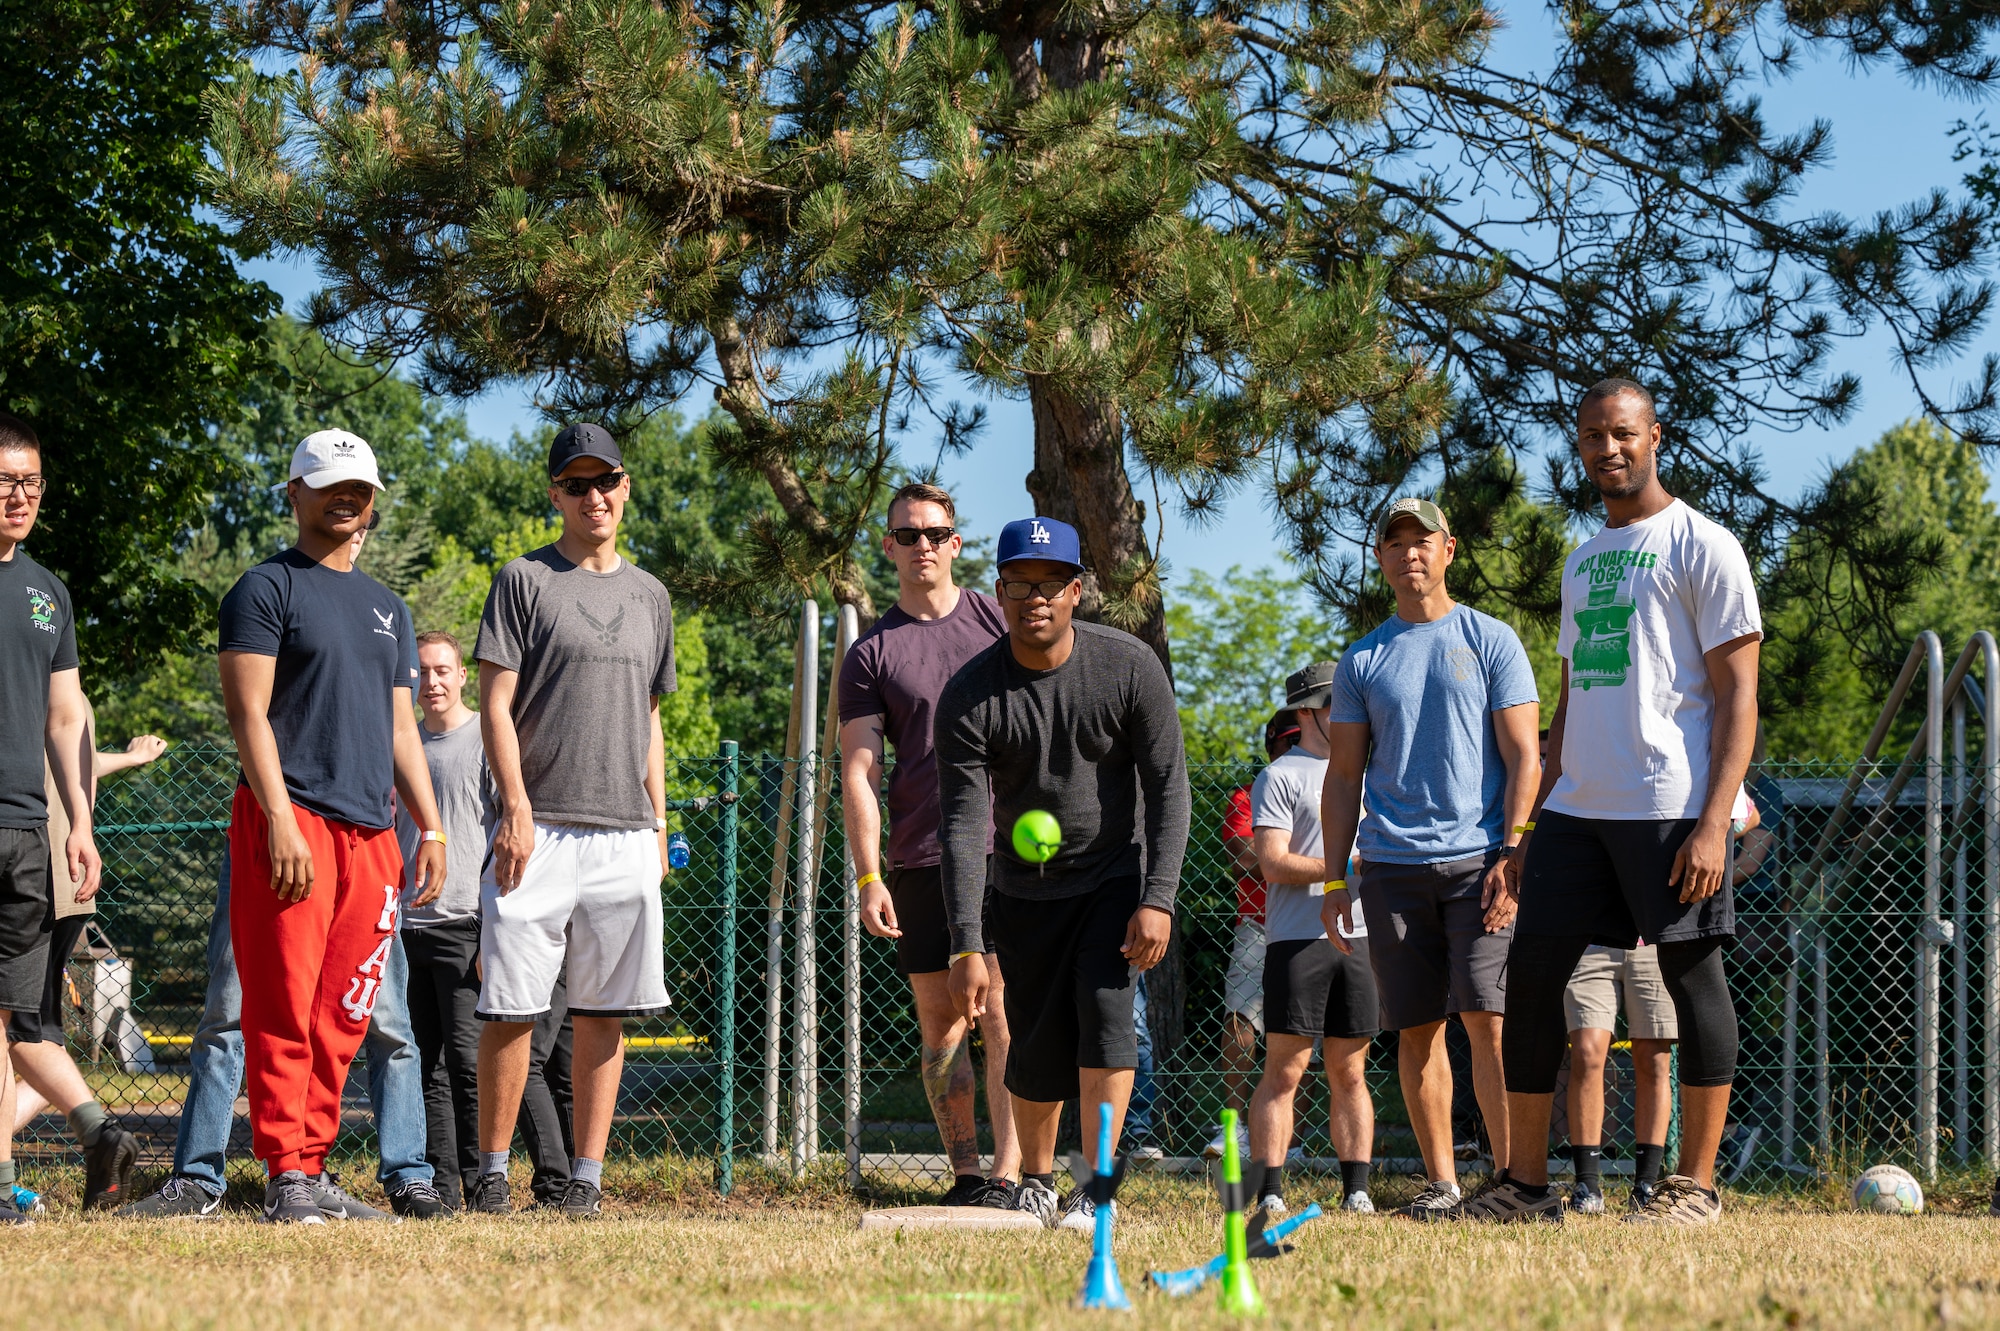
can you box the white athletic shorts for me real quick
[1563,943,1676,1041]
[1222,919,1266,1034]
[478,821,670,1020]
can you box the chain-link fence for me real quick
[28,743,1998,1199]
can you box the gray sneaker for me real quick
[1340,1190,1375,1214]
[1011,1176,1061,1228]
[117,1176,226,1220]
[1570,1179,1606,1215]
[1403,1179,1463,1222]
[558,1179,603,1218]
[0,1192,31,1227]
[1459,1177,1565,1224]
[262,1171,326,1225]
[307,1171,398,1222]
[1622,1174,1722,1227]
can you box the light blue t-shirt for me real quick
[1329,604,1538,864]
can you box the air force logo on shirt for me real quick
[1029,519,1052,545]
[370,607,398,642]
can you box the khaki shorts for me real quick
[1563,943,1677,1041]
[1222,920,1265,1034]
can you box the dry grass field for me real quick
[16,1167,2000,1329]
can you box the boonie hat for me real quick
[1284,660,1338,710]
[1376,496,1450,545]
[997,516,1085,574]
[285,429,385,491]
[548,422,624,478]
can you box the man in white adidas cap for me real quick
[218,429,448,1223]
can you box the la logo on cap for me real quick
[1030,520,1052,544]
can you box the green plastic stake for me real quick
[1216,1108,1265,1317]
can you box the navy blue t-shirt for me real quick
[0,549,79,828]
[218,549,417,830]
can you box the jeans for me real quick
[1125,972,1157,1144]
[172,845,434,1193]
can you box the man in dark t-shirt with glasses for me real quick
[838,483,1018,1208]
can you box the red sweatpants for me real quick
[228,786,404,1177]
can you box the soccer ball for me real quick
[1851,1164,1923,1215]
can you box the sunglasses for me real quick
[999,577,1075,601]
[552,470,626,497]
[888,526,956,547]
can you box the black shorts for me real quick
[989,876,1141,1102]
[1516,810,1734,946]
[0,828,52,1016]
[8,913,88,1044]
[887,859,994,976]
[1356,850,1511,1031]
[1264,937,1380,1040]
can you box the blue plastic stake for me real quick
[1076,1102,1132,1311]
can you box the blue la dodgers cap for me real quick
[997,516,1085,573]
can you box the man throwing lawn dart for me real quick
[471,422,677,1219]
[218,429,448,1225]
[1322,497,1541,1221]
[1489,379,1761,1226]
[839,482,1020,1208]
[936,516,1190,1232]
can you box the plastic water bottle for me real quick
[666,831,691,870]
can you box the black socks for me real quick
[1340,1160,1369,1199]
[1260,1165,1285,1199]
[1025,1172,1056,1191]
[1571,1143,1603,1187]
[1636,1143,1667,1188]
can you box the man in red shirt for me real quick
[1205,712,1297,1159]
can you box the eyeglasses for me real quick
[552,470,626,497]
[0,475,47,499]
[888,526,956,547]
[999,577,1075,601]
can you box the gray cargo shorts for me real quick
[1354,849,1510,1031]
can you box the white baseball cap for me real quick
[283,429,386,491]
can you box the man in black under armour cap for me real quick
[547,422,623,478]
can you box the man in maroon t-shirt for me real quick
[838,483,1019,1207]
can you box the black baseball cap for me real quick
[548,422,623,478]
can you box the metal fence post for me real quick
[716,740,739,1196]
[1815,930,1831,1165]
[835,602,863,1191]
[1920,630,1944,1181]
[791,602,821,1177]
[764,634,807,1162]
[1982,633,2000,1171]
[1780,922,1799,1168]
[1953,696,1971,1162]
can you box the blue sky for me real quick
[243,7,1994,585]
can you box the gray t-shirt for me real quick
[474,547,677,829]
[394,715,492,928]
[1250,748,1365,944]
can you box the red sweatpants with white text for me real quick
[228,786,403,1177]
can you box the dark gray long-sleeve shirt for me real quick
[934,620,1191,955]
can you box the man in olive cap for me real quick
[1321,496,1542,1220]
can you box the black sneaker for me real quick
[468,1171,512,1215]
[388,1178,450,1219]
[558,1179,602,1218]
[970,1178,1021,1210]
[939,1175,990,1207]
[117,1176,226,1220]
[262,1171,326,1225]
[1630,1177,1658,1211]
[0,1191,31,1227]
[1570,1178,1606,1215]
[82,1120,140,1211]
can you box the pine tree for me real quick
[206,0,2000,673]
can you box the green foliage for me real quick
[1763,420,2000,759]
[0,0,274,673]
[1164,567,1340,763]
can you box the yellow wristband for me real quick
[856,871,882,890]
[949,950,980,964]
[419,829,447,847]
[1513,822,1536,835]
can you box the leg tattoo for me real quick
[921,1038,980,1174]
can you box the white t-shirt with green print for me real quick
[1548,499,1761,820]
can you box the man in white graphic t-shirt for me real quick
[1485,378,1761,1228]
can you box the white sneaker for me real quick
[1012,1177,1061,1228]
[1058,1188,1111,1233]
[1341,1190,1375,1214]
[1203,1125,1251,1160]
[1127,1143,1165,1167]
[1256,1192,1288,1219]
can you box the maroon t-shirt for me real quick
[839,589,1008,868]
